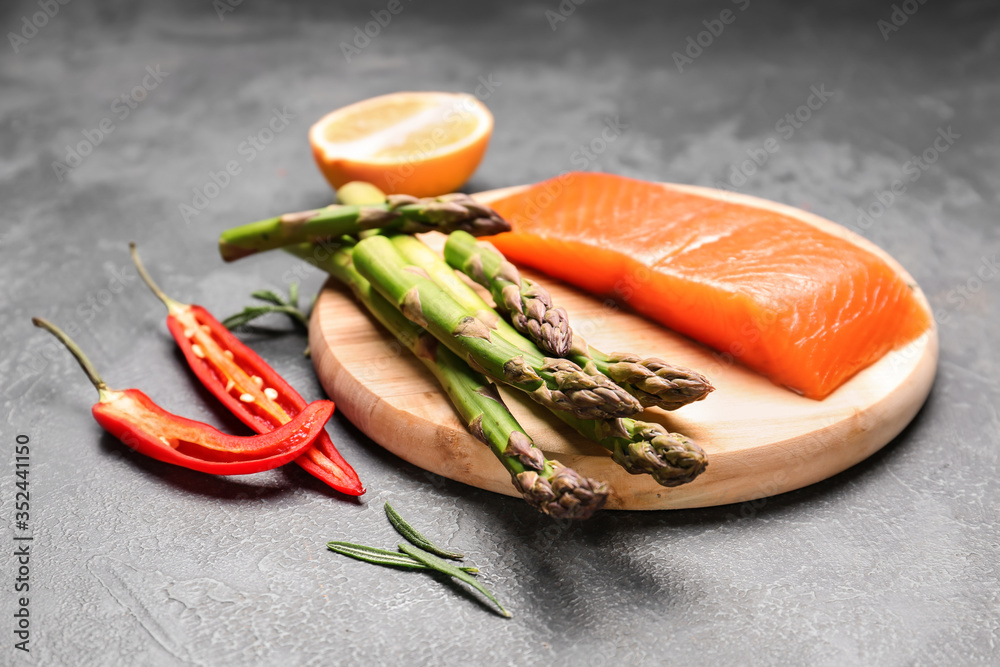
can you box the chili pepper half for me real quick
[130,245,365,495]
[32,317,335,475]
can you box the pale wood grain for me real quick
[309,183,938,510]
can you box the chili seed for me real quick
[264,387,278,400]
[200,325,211,333]
[183,328,196,339]
[225,379,235,392]
[252,375,263,387]
[191,344,206,359]
[223,350,234,360]
[239,393,255,403]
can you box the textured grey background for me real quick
[1,0,998,665]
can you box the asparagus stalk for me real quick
[335,181,388,206]
[219,194,510,262]
[442,229,571,357]
[391,234,708,487]
[351,235,643,421]
[391,234,533,352]
[443,230,713,411]
[284,243,608,519]
[554,415,706,486]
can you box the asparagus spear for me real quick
[335,181,388,206]
[553,414,706,486]
[284,243,608,519]
[443,230,713,411]
[574,347,714,412]
[351,235,642,421]
[391,234,708,487]
[442,229,571,357]
[218,194,510,262]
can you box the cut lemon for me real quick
[309,91,494,198]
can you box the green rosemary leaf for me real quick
[385,502,464,560]
[251,289,286,306]
[326,541,478,573]
[222,305,287,330]
[398,543,510,618]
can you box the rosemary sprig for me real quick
[223,282,314,356]
[326,542,478,573]
[398,543,511,618]
[326,501,511,618]
[385,502,464,560]
[222,283,312,330]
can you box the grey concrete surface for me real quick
[1,0,998,665]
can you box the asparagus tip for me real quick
[516,462,608,520]
[613,426,708,487]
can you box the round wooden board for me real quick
[309,183,938,510]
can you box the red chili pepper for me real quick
[130,245,365,496]
[32,317,335,475]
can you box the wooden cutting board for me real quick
[309,184,938,510]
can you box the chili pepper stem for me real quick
[129,243,187,314]
[32,317,113,402]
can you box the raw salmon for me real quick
[487,172,931,399]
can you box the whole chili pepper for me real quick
[32,317,335,475]
[129,245,365,496]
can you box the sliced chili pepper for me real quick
[130,244,365,495]
[32,317,335,475]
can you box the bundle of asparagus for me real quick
[283,241,608,519]
[218,183,713,516]
[391,234,709,488]
[350,235,643,421]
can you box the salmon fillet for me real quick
[487,172,931,399]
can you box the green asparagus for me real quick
[335,180,389,206]
[443,230,713,411]
[554,414,707,486]
[219,194,509,262]
[391,234,709,487]
[443,229,571,356]
[284,242,609,519]
[351,235,643,420]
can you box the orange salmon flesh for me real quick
[487,172,931,400]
